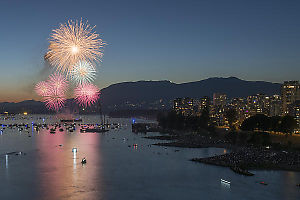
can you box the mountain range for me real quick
[100,77,281,111]
[0,77,281,113]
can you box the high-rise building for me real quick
[199,96,210,111]
[246,94,263,115]
[213,93,227,107]
[294,100,300,129]
[269,95,281,116]
[281,81,300,115]
[173,97,193,116]
[230,97,247,123]
[245,93,277,116]
[210,93,227,126]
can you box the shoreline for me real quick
[191,147,300,172]
[144,133,300,173]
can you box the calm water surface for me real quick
[0,115,299,200]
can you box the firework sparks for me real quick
[44,94,66,111]
[70,60,97,84]
[35,73,69,111]
[47,73,69,94]
[74,83,100,107]
[46,19,105,73]
[44,73,68,111]
[35,81,49,96]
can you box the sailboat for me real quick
[81,100,109,133]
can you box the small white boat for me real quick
[221,179,231,185]
[72,148,78,153]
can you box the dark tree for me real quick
[279,115,298,134]
[199,108,210,129]
[270,116,281,132]
[157,109,211,132]
[224,108,238,130]
[241,114,297,134]
[240,114,270,131]
[157,112,168,129]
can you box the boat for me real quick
[220,179,230,185]
[84,128,109,133]
[80,128,87,133]
[260,181,268,185]
[81,158,87,164]
[72,148,77,153]
[50,128,56,134]
[60,119,82,123]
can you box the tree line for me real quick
[157,109,210,131]
[240,114,298,134]
[157,109,298,134]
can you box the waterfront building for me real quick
[173,97,194,116]
[281,81,300,115]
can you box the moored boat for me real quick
[260,181,268,185]
[221,179,230,185]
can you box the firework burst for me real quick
[46,19,105,73]
[47,73,69,94]
[74,83,100,107]
[35,81,49,96]
[35,73,69,111]
[70,60,97,84]
[44,93,66,111]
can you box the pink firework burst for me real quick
[35,81,50,97]
[44,73,68,111]
[47,73,69,94]
[74,83,100,107]
[44,94,66,111]
[35,73,69,111]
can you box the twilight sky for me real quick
[0,0,300,102]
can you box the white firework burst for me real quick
[70,60,97,84]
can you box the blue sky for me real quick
[0,0,300,101]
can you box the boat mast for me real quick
[98,100,104,126]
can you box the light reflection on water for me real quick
[35,126,103,200]
[0,115,299,200]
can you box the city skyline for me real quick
[1,0,300,102]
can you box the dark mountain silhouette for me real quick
[0,100,49,114]
[0,77,281,113]
[100,77,281,111]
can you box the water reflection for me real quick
[36,126,103,199]
[220,181,231,189]
[282,171,298,200]
[73,150,77,170]
[5,154,8,168]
